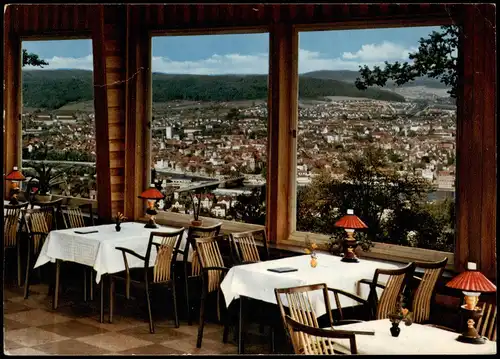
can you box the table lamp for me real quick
[5,166,26,204]
[138,184,165,228]
[446,262,496,344]
[334,209,368,263]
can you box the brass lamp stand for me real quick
[457,306,485,344]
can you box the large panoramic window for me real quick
[151,33,268,226]
[295,26,457,253]
[21,39,97,201]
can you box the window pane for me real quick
[151,33,268,225]
[20,40,97,202]
[296,27,457,253]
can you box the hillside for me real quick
[301,70,449,89]
[21,69,405,110]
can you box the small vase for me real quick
[390,322,401,337]
[191,219,203,227]
[115,222,121,232]
[310,256,317,268]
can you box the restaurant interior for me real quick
[2,3,497,355]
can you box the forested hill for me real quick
[22,69,405,110]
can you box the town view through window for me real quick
[21,39,97,201]
[19,25,457,252]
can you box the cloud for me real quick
[24,54,93,70]
[23,41,418,75]
[342,41,418,61]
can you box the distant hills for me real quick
[301,70,449,89]
[22,69,407,110]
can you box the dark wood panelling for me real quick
[456,4,497,279]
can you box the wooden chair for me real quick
[4,202,29,286]
[284,315,363,355]
[275,283,374,353]
[194,235,231,348]
[21,207,54,299]
[329,263,416,323]
[31,198,63,230]
[183,222,222,325]
[411,257,448,323]
[60,203,96,302]
[229,229,269,264]
[476,302,497,341]
[110,228,186,333]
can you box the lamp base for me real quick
[144,222,158,229]
[342,240,359,263]
[456,335,486,344]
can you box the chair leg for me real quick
[172,278,180,328]
[270,327,275,354]
[196,284,207,348]
[109,277,114,323]
[83,268,88,302]
[222,304,230,344]
[184,263,192,326]
[145,282,155,334]
[17,238,22,287]
[53,260,60,309]
[100,277,104,323]
[23,241,32,299]
[90,270,94,301]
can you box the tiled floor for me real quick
[3,283,281,355]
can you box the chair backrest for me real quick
[411,257,448,323]
[370,262,416,320]
[21,207,54,253]
[4,202,29,248]
[143,228,185,283]
[476,302,497,341]
[61,203,94,229]
[185,222,222,277]
[230,229,269,263]
[284,315,358,355]
[31,198,63,230]
[195,235,226,293]
[275,283,334,330]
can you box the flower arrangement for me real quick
[114,212,127,224]
[304,236,318,267]
[388,293,413,326]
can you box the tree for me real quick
[355,25,459,98]
[229,186,266,225]
[22,49,49,68]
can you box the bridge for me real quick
[175,176,245,194]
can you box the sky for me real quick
[22,26,441,74]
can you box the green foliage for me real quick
[296,147,454,252]
[229,186,266,225]
[355,25,459,98]
[21,70,405,110]
[22,50,49,68]
[24,161,67,195]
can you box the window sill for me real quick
[287,231,455,271]
[151,211,455,272]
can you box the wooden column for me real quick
[3,7,22,198]
[124,5,150,220]
[456,4,496,279]
[266,23,298,242]
[92,5,128,221]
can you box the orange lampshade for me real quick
[5,167,26,181]
[139,185,164,200]
[335,209,368,229]
[446,270,496,293]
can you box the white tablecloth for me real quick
[327,319,497,354]
[34,222,191,284]
[220,253,399,317]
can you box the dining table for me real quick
[326,319,497,354]
[34,221,191,321]
[220,252,401,353]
